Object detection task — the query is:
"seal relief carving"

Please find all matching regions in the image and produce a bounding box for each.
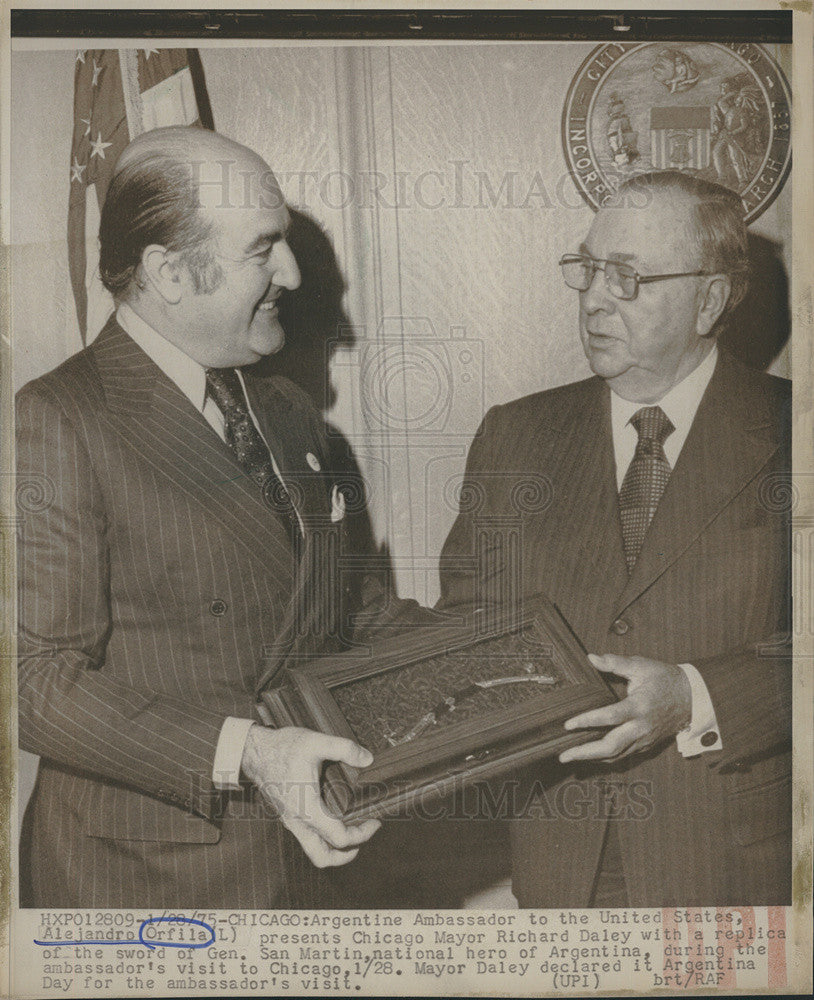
[561,42,791,222]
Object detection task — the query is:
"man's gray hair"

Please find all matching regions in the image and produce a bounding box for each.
[616,170,749,324]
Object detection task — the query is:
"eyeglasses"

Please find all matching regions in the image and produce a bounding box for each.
[559,253,714,301]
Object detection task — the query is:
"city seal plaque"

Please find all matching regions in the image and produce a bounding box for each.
[562,41,791,222]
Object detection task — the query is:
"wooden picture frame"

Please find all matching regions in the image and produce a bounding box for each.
[260,597,616,821]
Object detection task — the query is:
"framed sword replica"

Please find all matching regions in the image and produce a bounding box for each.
[259,597,617,820]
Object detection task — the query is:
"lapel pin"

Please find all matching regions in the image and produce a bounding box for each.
[306,452,321,471]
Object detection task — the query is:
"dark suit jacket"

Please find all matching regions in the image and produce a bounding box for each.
[439,349,792,907]
[17,316,350,908]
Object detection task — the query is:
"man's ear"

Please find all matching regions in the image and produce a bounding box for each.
[140,244,186,305]
[696,274,731,337]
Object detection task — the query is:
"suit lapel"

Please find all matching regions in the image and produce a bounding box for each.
[244,375,332,526]
[543,377,628,583]
[614,350,782,617]
[91,318,296,580]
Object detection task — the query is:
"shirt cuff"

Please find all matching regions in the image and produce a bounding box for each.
[212,716,257,790]
[675,662,721,757]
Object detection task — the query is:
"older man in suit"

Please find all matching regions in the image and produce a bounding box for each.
[439,171,791,906]
[17,126,381,907]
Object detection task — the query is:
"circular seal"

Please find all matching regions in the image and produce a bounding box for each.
[561,41,791,223]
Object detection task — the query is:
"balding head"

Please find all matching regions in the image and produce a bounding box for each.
[99,126,299,367]
[114,124,259,175]
[99,126,284,300]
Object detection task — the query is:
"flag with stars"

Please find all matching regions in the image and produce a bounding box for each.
[68,48,213,344]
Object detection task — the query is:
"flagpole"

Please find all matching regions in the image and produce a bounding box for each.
[118,49,143,139]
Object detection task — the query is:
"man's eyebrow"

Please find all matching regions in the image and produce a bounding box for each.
[244,227,290,254]
[578,242,636,264]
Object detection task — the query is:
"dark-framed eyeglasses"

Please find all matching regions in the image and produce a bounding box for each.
[559,253,714,302]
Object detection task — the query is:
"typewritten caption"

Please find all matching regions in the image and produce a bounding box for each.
[15,906,789,996]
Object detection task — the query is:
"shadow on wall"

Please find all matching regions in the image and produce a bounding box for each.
[720,232,790,371]
[260,208,353,412]
[257,207,382,568]
[252,212,514,907]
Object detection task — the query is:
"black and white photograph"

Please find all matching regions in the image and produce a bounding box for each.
[2,4,811,997]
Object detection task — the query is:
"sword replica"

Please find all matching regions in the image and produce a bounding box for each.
[384,671,557,747]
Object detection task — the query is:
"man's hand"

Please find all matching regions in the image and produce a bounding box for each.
[559,654,692,764]
[241,725,381,868]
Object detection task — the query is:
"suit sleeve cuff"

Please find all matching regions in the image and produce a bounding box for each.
[212,717,256,790]
[675,662,721,757]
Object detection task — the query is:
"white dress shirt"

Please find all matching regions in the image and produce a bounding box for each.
[117,303,265,790]
[609,344,721,757]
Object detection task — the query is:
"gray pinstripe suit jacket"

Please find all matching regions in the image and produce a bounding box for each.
[17,316,348,908]
[439,349,792,907]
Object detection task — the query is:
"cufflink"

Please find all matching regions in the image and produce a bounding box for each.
[700,731,719,747]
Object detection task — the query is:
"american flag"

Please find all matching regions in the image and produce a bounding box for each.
[68,49,213,344]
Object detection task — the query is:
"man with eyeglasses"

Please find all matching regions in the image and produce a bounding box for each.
[439,170,791,906]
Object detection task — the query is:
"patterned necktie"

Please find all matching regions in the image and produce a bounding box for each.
[618,405,674,573]
[205,367,300,538]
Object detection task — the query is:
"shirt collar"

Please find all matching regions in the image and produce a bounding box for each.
[117,302,208,412]
[611,344,718,435]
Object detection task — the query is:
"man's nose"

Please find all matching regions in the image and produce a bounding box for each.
[271,241,301,291]
[580,264,614,313]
